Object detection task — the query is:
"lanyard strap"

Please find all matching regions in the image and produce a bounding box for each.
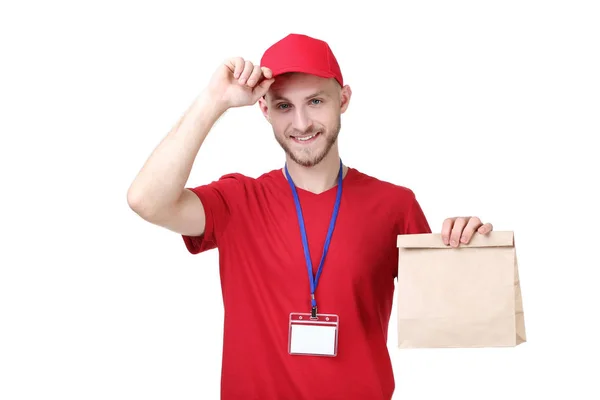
[284,160,343,318]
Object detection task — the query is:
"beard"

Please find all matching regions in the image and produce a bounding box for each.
[274,116,341,168]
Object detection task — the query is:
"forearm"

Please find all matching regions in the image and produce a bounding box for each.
[127,89,226,217]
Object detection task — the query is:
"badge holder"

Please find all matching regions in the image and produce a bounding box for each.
[285,160,343,357]
[288,312,339,357]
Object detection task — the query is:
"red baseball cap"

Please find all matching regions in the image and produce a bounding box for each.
[260,33,344,87]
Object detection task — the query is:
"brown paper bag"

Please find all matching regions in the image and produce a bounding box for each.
[395,230,526,349]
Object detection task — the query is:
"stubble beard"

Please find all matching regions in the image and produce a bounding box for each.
[275,117,341,168]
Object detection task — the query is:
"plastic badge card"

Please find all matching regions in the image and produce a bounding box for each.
[288,313,339,357]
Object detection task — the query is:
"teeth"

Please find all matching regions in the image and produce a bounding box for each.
[295,133,318,141]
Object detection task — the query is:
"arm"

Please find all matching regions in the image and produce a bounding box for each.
[126,57,275,237]
[127,91,226,237]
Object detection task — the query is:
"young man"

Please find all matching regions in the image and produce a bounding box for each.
[127,33,493,400]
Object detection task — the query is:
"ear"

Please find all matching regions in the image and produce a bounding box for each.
[258,95,270,122]
[340,85,352,114]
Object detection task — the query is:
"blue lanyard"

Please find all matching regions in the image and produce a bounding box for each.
[284,160,343,319]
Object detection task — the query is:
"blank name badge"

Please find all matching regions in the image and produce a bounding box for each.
[288,313,339,357]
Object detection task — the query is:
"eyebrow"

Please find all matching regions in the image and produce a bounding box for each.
[271,90,328,102]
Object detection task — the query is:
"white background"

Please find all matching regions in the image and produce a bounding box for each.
[1,0,599,399]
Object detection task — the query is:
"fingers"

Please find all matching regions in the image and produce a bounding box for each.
[246,64,265,87]
[225,57,245,78]
[449,217,468,247]
[221,57,274,106]
[478,222,493,234]
[228,58,272,88]
[441,218,454,245]
[441,217,493,247]
[441,216,469,247]
[236,60,254,85]
[460,217,482,244]
[261,66,273,80]
[254,76,275,98]
[238,63,274,99]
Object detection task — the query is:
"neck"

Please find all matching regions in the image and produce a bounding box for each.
[283,149,347,194]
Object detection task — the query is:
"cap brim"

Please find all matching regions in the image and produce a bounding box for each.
[269,66,337,81]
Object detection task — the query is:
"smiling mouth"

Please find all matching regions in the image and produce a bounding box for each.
[291,132,321,143]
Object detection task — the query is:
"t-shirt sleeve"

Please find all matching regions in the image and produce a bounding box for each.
[392,190,432,279]
[181,173,246,254]
[403,191,432,235]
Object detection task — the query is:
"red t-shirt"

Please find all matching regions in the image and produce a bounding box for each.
[182,167,431,400]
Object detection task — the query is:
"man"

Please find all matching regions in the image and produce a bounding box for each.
[127,33,493,399]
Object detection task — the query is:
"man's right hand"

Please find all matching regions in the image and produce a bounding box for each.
[207,57,275,110]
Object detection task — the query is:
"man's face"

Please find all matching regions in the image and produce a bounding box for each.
[259,73,351,167]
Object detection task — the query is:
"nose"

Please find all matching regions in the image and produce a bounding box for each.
[291,107,313,134]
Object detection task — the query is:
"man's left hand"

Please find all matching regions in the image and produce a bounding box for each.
[441,217,493,247]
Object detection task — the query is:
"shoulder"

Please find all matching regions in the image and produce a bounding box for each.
[188,168,284,200]
[348,167,418,204]
[347,167,430,233]
[187,172,250,199]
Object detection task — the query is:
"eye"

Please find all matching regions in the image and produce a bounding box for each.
[277,103,290,110]
[310,99,322,105]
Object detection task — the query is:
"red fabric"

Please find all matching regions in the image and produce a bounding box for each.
[182,167,431,400]
[260,33,344,87]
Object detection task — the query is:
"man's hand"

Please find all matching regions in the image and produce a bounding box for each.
[206,57,275,111]
[441,217,493,247]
